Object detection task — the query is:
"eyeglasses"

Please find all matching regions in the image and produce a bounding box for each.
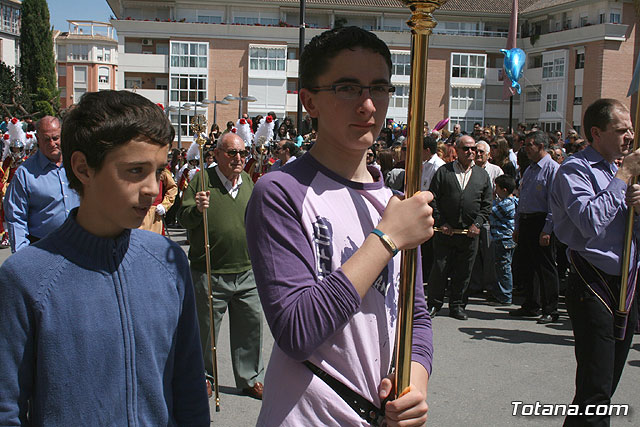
[476,149,487,154]
[367,153,374,157]
[223,149,249,158]
[309,83,396,100]
[460,146,477,152]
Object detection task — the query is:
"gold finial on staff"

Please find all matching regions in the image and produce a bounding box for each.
[190,114,221,411]
[616,93,640,340]
[395,0,448,399]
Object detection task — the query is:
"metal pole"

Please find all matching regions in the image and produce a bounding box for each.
[296,0,306,131]
[194,120,221,411]
[508,95,513,134]
[238,88,242,120]
[177,104,182,150]
[395,0,447,399]
[615,91,640,340]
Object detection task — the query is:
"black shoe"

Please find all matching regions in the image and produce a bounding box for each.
[509,307,540,317]
[428,306,440,317]
[449,307,468,320]
[488,300,512,306]
[537,313,560,324]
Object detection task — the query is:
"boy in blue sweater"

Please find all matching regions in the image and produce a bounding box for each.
[0,91,210,426]
[489,174,518,305]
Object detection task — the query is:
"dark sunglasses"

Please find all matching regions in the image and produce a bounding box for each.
[460,146,477,152]
[224,149,249,158]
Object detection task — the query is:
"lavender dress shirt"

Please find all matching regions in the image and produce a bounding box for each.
[516,153,559,234]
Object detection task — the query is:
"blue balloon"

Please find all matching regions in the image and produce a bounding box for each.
[501,48,526,94]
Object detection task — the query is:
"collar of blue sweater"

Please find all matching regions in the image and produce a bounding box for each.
[47,207,133,272]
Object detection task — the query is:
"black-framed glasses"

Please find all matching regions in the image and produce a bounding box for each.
[460,146,477,152]
[224,149,249,158]
[309,83,396,100]
[366,153,374,157]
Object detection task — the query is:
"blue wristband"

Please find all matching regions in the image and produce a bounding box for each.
[371,228,399,256]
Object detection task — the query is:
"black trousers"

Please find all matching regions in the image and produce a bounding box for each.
[421,238,434,285]
[518,215,559,315]
[466,223,496,296]
[427,233,479,309]
[564,268,637,427]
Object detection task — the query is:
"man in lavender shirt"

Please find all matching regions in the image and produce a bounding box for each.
[510,130,560,324]
[551,98,640,426]
[245,27,434,426]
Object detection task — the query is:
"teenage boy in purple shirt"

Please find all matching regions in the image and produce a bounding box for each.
[245,27,434,426]
[551,98,640,426]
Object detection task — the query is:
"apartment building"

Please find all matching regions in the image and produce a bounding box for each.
[104,0,637,138]
[53,20,118,109]
[0,0,21,73]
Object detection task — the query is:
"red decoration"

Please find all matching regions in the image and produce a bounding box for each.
[156,103,164,111]
[3,134,8,140]
[266,116,273,123]
[231,128,237,133]
[10,118,18,124]
[239,118,246,125]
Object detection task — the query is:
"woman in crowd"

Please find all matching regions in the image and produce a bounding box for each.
[489,136,516,178]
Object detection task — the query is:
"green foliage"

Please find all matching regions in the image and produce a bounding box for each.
[0,61,31,117]
[19,0,58,118]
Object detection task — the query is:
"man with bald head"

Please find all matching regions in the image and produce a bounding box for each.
[427,135,492,320]
[179,132,265,400]
[4,116,80,252]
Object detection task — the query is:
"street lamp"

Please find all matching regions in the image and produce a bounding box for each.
[201,96,229,126]
[166,102,192,149]
[224,88,257,119]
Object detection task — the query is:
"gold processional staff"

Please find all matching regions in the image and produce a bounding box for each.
[394,0,448,399]
[190,115,221,411]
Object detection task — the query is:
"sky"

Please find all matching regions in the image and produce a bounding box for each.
[46,0,115,34]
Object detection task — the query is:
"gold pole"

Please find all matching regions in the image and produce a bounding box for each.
[192,115,221,411]
[616,92,640,340]
[395,0,447,398]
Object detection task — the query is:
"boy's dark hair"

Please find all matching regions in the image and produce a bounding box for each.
[282,140,301,157]
[495,174,516,195]
[300,27,392,132]
[583,98,628,143]
[526,130,550,150]
[423,134,438,154]
[62,90,174,195]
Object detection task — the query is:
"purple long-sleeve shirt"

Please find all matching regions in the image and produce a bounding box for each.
[551,145,640,275]
[245,152,433,426]
[516,153,559,234]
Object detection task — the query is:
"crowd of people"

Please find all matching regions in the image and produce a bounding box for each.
[0,25,637,427]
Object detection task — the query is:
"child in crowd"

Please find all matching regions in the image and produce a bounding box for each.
[0,90,209,425]
[489,174,518,305]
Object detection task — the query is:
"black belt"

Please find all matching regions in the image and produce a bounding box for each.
[303,360,385,426]
[519,212,546,220]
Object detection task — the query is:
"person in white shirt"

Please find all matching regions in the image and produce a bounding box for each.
[421,134,445,191]
[475,140,503,190]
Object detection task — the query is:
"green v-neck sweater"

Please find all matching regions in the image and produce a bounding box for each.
[179,167,253,274]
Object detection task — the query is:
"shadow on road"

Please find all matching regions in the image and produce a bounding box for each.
[458,327,575,346]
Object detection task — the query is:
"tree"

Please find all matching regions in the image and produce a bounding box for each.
[0,61,31,118]
[19,0,58,117]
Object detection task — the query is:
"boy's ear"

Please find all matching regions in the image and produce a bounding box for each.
[70,151,93,186]
[299,89,318,119]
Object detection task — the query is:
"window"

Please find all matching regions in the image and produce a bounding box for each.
[197,15,222,24]
[74,66,87,84]
[0,3,20,35]
[451,53,485,79]
[71,44,89,61]
[391,52,410,76]
[59,87,66,99]
[57,65,66,77]
[449,116,483,134]
[450,87,484,111]
[526,87,541,102]
[579,14,588,27]
[73,88,86,103]
[392,84,409,108]
[546,93,558,112]
[169,74,207,103]
[98,67,109,84]
[576,51,584,69]
[57,45,66,60]
[542,121,562,132]
[234,15,278,26]
[170,41,208,69]
[249,47,286,71]
[599,10,606,24]
[574,85,582,105]
[610,9,621,24]
[125,77,141,89]
[96,47,111,62]
[529,55,542,69]
[543,58,564,78]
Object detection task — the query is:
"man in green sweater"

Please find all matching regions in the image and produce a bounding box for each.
[179,132,265,400]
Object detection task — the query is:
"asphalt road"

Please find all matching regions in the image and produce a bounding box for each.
[2,227,638,426]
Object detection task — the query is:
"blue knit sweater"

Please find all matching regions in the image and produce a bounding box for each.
[0,210,210,426]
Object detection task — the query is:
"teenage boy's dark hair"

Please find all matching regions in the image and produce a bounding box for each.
[423,134,438,154]
[495,174,516,195]
[300,26,392,90]
[62,90,174,195]
[583,98,628,143]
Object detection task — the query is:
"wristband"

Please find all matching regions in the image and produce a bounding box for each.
[371,228,399,256]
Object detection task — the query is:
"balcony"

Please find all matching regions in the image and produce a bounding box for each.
[119,53,168,74]
[522,23,628,50]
